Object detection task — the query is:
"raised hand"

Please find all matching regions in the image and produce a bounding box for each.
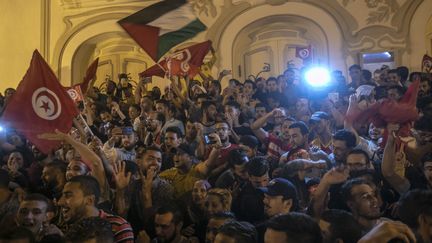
[322,166,349,185]
[358,220,416,243]
[113,161,131,190]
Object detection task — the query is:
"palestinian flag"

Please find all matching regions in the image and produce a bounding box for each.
[118,0,207,62]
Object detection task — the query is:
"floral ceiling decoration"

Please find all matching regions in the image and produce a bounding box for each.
[342,0,400,24]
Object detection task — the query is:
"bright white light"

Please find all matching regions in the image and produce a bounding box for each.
[384,51,391,57]
[304,67,331,88]
[0,126,3,132]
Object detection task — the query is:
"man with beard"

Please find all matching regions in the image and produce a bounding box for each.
[103,126,138,164]
[16,193,63,241]
[199,101,217,134]
[142,111,165,147]
[309,111,333,154]
[114,146,174,235]
[341,178,381,234]
[330,129,357,166]
[58,175,134,242]
[251,108,294,161]
[280,121,329,163]
[41,160,67,200]
[160,141,221,200]
[152,203,191,243]
[161,126,184,171]
[27,145,54,193]
[157,100,185,136]
[261,178,299,218]
[419,77,431,98]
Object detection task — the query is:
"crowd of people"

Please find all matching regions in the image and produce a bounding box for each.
[0,63,431,243]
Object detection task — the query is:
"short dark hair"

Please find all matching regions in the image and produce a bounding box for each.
[228,149,249,168]
[65,217,114,243]
[136,145,162,160]
[68,176,100,205]
[129,104,141,113]
[244,79,257,90]
[202,100,217,111]
[45,160,67,175]
[333,129,357,148]
[362,69,372,82]
[289,121,309,135]
[22,193,52,211]
[225,101,241,110]
[387,85,405,96]
[421,152,432,166]
[349,64,361,71]
[247,157,269,177]
[347,149,370,165]
[266,213,322,243]
[165,126,183,138]
[211,80,222,92]
[397,66,409,81]
[321,210,362,243]
[156,203,183,225]
[388,69,399,75]
[151,111,166,125]
[217,221,258,243]
[239,135,259,149]
[155,99,169,107]
[349,169,380,186]
[398,189,432,229]
[341,178,371,203]
[266,77,277,84]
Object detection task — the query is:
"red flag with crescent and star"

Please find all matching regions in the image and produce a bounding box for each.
[1,50,79,154]
[296,45,312,66]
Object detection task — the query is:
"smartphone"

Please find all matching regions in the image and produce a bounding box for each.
[204,134,216,145]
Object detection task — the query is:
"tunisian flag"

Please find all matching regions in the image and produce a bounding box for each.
[140,40,212,78]
[296,45,312,65]
[65,58,99,95]
[1,50,79,154]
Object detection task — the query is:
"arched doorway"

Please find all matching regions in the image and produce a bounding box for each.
[216,2,345,81]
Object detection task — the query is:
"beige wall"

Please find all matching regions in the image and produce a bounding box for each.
[0,0,42,93]
[1,0,431,94]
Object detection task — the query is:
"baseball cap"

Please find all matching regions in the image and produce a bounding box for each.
[122,126,134,135]
[259,178,298,201]
[309,111,330,122]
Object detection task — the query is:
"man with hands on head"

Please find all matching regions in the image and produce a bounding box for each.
[113,146,174,234]
[251,107,294,160]
[160,133,222,200]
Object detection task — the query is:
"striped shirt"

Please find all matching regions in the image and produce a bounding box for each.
[99,210,134,243]
[266,134,291,160]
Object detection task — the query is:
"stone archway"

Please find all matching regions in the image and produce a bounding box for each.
[51,12,154,87]
[215,1,346,79]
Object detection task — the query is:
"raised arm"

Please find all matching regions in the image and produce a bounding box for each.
[381,123,411,194]
[39,130,107,194]
[310,167,349,218]
[196,133,222,176]
[113,161,131,217]
[251,109,280,143]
